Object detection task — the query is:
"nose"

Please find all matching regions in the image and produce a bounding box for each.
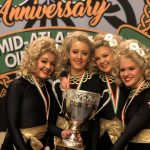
[46,63,51,70]
[124,70,129,76]
[77,52,82,59]
[100,57,104,63]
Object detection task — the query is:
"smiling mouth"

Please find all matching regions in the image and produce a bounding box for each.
[124,78,132,82]
[42,70,50,74]
[101,65,108,70]
[75,61,83,64]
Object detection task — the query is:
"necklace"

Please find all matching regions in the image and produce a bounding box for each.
[99,74,116,83]
[105,75,120,115]
[31,75,50,120]
[69,71,91,86]
[69,74,83,84]
[68,71,86,90]
[121,80,146,127]
[23,75,45,87]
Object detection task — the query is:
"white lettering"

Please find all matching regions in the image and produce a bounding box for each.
[13,36,24,50]
[0,39,10,54]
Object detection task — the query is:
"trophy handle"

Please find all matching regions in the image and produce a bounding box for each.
[89,90,111,119]
[52,79,63,113]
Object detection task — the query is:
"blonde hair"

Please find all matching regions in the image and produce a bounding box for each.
[17,36,58,77]
[113,39,150,82]
[94,33,123,51]
[55,31,95,78]
[93,33,123,74]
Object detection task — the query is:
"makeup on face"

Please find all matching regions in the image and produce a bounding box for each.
[119,57,144,89]
[33,51,56,80]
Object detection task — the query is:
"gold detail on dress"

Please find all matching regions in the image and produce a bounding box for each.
[55,116,69,145]
[56,116,69,129]
[128,82,150,100]
[100,118,124,144]
[23,75,45,87]
[19,124,47,150]
[56,116,88,132]
[69,71,91,85]
[0,132,6,145]
[131,129,150,143]
[99,74,116,83]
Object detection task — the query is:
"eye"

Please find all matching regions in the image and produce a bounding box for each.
[50,62,55,66]
[82,52,88,56]
[72,50,78,54]
[120,68,125,72]
[95,57,100,62]
[129,67,135,71]
[41,59,47,64]
[103,54,109,58]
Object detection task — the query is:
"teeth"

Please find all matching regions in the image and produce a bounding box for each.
[76,61,82,63]
[101,64,107,68]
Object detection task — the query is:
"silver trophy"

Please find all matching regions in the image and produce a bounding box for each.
[61,89,100,149]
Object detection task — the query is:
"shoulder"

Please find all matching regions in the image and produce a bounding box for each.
[137,86,150,107]
[90,73,104,85]
[142,87,150,101]
[45,79,53,88]
[9,77,28,88]
[6,77,28,97]
[140,83,150,98]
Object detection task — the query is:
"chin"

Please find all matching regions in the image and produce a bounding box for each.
[102,68,111,74]
[103,70,111,74]
[124,82,133,88]
[40,75,49,80]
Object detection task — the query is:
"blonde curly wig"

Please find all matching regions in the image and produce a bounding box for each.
[93,33,123,74]
[55,31,95,78]
[17,36,58,77]
[112,39,150,82]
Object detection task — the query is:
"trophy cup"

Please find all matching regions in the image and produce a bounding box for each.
[56,89,100,150]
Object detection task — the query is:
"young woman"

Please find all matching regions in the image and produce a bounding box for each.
[53,31,103,150]
[91,33,129,150]
[111,39,150,150]
[1,36,71,150]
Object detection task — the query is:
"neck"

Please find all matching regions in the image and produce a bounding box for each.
[105,71,112,76]
[31,74,46,81]
[70,69,85,77]
[132,80,145,90]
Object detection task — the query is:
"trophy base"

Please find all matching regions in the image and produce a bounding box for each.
[62,138,83,147]
[55,140,85,150]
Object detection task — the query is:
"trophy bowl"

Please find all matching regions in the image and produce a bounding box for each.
[61,89,100,148]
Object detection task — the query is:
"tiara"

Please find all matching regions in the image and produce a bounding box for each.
[128,42,145,57]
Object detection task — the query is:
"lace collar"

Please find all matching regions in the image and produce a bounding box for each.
[23,75,45,87]
[128,82,150,99]
[99,74,116,83]
[69,71,91,85]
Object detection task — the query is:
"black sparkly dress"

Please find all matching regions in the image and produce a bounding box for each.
[1,76,62,150]
[111,82,150,150]
[91,74,129,150]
